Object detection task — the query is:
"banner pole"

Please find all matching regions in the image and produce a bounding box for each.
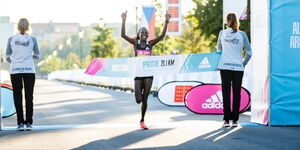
[223,0,224,30]
[0,55,3,130]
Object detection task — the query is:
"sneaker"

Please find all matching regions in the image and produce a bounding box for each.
[232,121,238,127]
[222,121,230,127]
[17,123,25,131]
[140,121,148,130]
[26,123,33,131]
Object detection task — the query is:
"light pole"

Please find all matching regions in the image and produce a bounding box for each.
[135,6,138,33]
[99,18,104,58]
[78,30,84,68]
[58,44,63,51]
[66,38,71,69]
[52,50,57,71]
[99,18,104,28]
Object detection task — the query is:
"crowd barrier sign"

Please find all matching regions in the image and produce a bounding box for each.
[157,81,203,106]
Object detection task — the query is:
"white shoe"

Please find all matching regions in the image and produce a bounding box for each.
[222,121,230,127]
[232,122,238,127]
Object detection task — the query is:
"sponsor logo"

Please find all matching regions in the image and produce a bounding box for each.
[174,85,193,103]
[12,67,32,72]
[198,57,211,69]
[15,40,30,47]
[111,64,128,71]
[225,38,239,44]
[136,50,151,57]
[142,59,175,68]
[201,91,223,109]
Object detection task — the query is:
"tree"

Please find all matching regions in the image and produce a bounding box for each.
[150,0,216,55]
[192,0,250,46]
[82,55,92,68]
[91,26,120,58]
[39,55,65,73]
[151,0,171,55]
[65,53,81,69]
[192,0,223,46]
[171,17,214,54]
[37,28,95,73]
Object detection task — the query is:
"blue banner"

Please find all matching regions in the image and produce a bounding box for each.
[1,84,16,118]
[270,0,300,125]
[181,52,221,73]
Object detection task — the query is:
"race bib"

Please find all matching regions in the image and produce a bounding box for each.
[136,50,151,57]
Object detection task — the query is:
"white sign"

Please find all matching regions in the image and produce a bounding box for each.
[166,0,182,35]
[223,0,248,21]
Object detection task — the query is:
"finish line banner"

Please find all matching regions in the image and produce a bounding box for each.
[85,52,221,77]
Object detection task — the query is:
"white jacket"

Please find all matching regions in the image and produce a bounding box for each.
[217,28,252,71]
[6,33,40,74]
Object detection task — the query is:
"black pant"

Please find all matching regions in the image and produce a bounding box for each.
[134,77,153,122]
[10,73,35,125]
[220,70,244,122]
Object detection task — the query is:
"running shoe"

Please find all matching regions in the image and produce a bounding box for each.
[222,121,230,127]
[17,123,25,131]
[232,121,238,127]
[26,123,33,131]
[140,121,148,130]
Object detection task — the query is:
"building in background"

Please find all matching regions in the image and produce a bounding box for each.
[31,22,80,43]
[0,16,15,60]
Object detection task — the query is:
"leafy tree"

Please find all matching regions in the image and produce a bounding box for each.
[150,0,215,55]
[192,0,223,46]
[91,26,120,58]
[37,28,95,72]
[118,41,135,57]
[39,55,65,73]
[65,52,81,69]
[171,17,214,54]
[82,55,93,68]
[151,0,171,55]
[192,0,250,46]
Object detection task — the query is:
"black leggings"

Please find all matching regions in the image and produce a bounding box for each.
[10,73,35,125]
[220,70,244,122]
[134,77,153,122]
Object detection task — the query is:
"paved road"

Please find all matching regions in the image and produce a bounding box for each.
[0,79,299,150]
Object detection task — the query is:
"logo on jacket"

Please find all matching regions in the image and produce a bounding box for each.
[15,41,30,47]
[225,38,239,44]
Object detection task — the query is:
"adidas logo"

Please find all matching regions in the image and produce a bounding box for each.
[198,57,211,69]
[201,91,223,109]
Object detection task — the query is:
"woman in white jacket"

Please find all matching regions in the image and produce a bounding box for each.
[6,18,40,131]
[217,13,252,127]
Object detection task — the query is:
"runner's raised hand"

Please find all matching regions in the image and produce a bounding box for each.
[121,11,127,22]
[165,11,171,23]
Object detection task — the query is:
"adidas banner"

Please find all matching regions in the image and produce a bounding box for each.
[85,52,221,77]
[184,84,251,114]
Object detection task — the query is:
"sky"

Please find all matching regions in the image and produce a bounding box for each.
[0,0,195,26]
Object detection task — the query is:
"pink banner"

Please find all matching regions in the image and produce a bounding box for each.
[85,58,105,75]
[184,84,250,114]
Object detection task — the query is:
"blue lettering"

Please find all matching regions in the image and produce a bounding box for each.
[143,60,159,68]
